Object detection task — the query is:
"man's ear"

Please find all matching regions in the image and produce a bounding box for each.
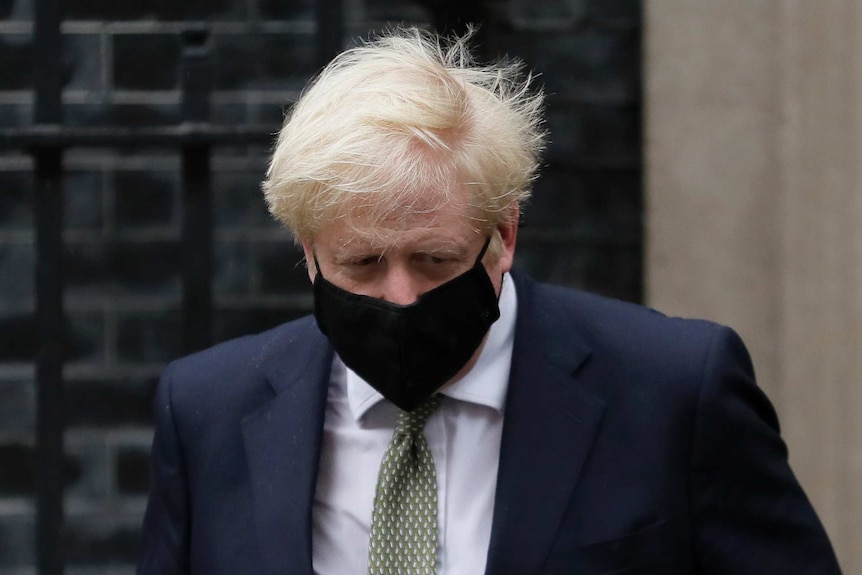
[495,206,519,274]
[301,241,316,282]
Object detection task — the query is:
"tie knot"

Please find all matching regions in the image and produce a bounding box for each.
[395,395,442,436]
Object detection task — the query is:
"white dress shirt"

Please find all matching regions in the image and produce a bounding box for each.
[311,274,517,575]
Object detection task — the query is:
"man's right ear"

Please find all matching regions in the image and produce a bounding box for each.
[301,241,316,282]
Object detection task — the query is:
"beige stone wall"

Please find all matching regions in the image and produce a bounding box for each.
[645,2,861,572]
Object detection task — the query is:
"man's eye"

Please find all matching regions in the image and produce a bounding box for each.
[414,254,450,265]
[353,256,381,266]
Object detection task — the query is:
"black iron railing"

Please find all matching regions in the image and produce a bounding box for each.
[2,1,345,572]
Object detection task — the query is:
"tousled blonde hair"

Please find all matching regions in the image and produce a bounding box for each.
[262,27,545,254]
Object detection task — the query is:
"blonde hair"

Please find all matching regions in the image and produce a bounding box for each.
[262,27,545,254]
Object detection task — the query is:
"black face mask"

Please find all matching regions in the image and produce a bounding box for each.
[312,238,501,411]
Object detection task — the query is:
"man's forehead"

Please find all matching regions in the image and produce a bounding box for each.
[338,187,468,220]
[320,218,480,253]
[317,190,476,238]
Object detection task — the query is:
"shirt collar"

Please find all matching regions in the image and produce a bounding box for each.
[345,272,518,421]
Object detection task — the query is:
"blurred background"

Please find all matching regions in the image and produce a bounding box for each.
[0,0,859,574]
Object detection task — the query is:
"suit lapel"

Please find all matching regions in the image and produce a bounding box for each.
[241,318,333,575]
[485,275,606,575]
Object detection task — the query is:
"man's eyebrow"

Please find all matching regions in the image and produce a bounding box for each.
[331,251,381,264]
[414,245,466,257]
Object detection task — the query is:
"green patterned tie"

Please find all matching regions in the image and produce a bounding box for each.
[367,395,442,575]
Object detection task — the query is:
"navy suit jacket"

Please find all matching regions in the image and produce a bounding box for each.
[139,273,841,574]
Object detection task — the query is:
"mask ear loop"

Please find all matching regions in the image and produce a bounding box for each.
[475,235,507,300]
[311,252,325,281]
[474,236,492,266]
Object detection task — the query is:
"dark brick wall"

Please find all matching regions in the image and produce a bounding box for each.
[0,0,641,572]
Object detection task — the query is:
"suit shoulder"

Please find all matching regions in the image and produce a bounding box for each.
[531,278,723,339]
[168,314,313,371]
[161,314,320,405]
[517,274,744,376]
[515,275,759,424]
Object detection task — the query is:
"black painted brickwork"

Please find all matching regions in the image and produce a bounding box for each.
[0,0,642,571]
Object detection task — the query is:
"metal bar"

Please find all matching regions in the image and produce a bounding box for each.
[33,0,63,125]
[632,19,645,305]
[34,148,64,575]
[315,0,343,68]
[181,146,212,353]
[0,125,276,148]
[33,0,65,572]
[181,25,211,123]
[181,26,214,354]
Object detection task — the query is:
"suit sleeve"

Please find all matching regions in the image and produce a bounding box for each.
[138,364,191,575]
[690,326,842,574]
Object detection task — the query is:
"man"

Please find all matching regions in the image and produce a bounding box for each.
[138,28,842,574]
